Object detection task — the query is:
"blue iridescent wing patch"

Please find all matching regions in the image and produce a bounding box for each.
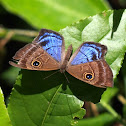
[71,42,107,65]
[33,29,64,62]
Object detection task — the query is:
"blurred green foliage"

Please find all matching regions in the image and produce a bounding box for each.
[0,88,12,126]
[1,0,110,31]
[76,113,116,126]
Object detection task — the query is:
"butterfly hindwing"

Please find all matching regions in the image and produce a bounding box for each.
[66,42,113,88]
[9,29,65,71]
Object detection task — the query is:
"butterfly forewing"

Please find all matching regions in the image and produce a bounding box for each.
[9,29,65,71]
[33,29,65,64]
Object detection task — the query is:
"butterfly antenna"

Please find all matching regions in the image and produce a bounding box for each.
[43,70,59,80]
[64,73,70,83]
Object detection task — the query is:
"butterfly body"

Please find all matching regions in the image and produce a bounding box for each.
[9,29,113,88]
[60,44,73,73]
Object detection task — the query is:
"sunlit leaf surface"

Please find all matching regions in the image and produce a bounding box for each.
[1,0,109,31]
[0,88,12,126]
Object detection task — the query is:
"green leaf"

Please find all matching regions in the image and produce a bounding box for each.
[60,9,126,79]
[0,87,12,126]
[121,55,126,97]
[101,87,119,103]
[1,0,110,31]
[8,9,126,126]
[58,9,126,103]
[8,70,85,126]
[59,9,126,105]
[75,113,116,126]
[1,66,20,84]
[123,104,126,119]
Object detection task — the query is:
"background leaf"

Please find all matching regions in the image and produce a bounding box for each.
[101,87,118,103]
[1,66,20,84]
[123,104,126,119]
[0,0,110,31]
[76,113,116,126]
[0,87,12,126]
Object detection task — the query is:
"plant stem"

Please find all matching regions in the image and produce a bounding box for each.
[0,27,38,37]
[0,31,14,50]
[0,27,38,43]
[100,100,120,119]
[117,94,126,105]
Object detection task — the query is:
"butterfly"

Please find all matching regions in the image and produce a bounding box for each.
[9,29,113,88]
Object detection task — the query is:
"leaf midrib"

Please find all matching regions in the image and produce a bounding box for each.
[41,84,62,126]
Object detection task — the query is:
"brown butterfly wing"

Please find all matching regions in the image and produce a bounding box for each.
[66,42,113,88]
[67,60,113,88]
[9,43,60,71]
[9,29,65,71]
